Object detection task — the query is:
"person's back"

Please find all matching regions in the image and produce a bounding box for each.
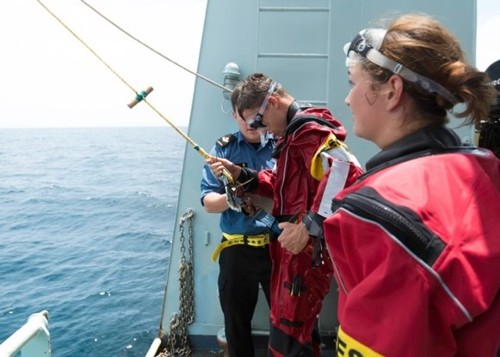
[327,134,500,356]
[257,105,350,217]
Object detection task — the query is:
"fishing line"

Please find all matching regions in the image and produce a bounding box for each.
[35,0,235,184]
[79,0,229,93]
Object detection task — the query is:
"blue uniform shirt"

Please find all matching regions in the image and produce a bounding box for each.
[200,131,275,235]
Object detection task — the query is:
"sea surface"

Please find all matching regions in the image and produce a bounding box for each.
[0,127,185,356]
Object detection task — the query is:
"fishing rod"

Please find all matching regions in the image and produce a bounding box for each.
[35,0,239,195]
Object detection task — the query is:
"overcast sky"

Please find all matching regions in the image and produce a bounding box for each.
[0,0,498,129]
[0,0,207,129]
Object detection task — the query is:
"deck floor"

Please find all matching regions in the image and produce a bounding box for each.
[188,349,335,356]
[159,347,335,356]
[155,334,336,356]
[190,350,265,357]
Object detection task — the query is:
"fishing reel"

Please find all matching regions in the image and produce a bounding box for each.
[225,184,274,219]
[221,176,261,215]
[215,160,271,216]
[220,175,245,212]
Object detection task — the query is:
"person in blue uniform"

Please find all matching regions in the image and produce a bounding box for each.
[200,89,275,357]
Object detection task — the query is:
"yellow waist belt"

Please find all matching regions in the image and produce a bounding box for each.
[211,233,270,262]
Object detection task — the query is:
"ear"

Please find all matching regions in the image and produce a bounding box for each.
[267,95,279,110]
[385,74,404,110]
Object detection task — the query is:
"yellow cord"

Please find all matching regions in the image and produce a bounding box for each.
[35,0,234,183]
[79,0,229,93]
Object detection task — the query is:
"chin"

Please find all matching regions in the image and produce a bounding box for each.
[246,131,260,139]
[353,126,366,140]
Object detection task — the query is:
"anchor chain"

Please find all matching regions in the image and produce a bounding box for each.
[158,209,195,357]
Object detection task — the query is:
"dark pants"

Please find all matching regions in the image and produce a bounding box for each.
[218,243,272,357]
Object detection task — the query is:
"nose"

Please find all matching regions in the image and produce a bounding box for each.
[344,92,351,107]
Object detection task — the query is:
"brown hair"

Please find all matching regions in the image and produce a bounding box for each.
[230,84,240,112]
[364,14,496,126]
[232,73,286,119]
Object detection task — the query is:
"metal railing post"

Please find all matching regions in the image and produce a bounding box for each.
[0,310,51,357]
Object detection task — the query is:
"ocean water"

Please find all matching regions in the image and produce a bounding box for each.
[0,127,185,356]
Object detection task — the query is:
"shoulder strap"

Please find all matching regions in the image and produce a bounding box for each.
[285,115,338,135]
[216,133,236,148]
[273,115,339,158]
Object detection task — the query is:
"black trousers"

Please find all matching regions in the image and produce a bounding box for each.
[218,243,272,357]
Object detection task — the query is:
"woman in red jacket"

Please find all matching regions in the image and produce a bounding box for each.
[323,14,500,356]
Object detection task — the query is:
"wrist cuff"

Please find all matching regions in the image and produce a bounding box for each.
[302,211,325,240]
[237,168,259,192]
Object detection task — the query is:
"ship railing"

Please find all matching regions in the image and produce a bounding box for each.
[0,310,51,357]
[145,337,162,357]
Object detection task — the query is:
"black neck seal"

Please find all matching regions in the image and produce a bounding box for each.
[286,101,301,124]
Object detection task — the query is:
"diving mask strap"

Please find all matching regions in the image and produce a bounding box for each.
[345,29,459,105]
